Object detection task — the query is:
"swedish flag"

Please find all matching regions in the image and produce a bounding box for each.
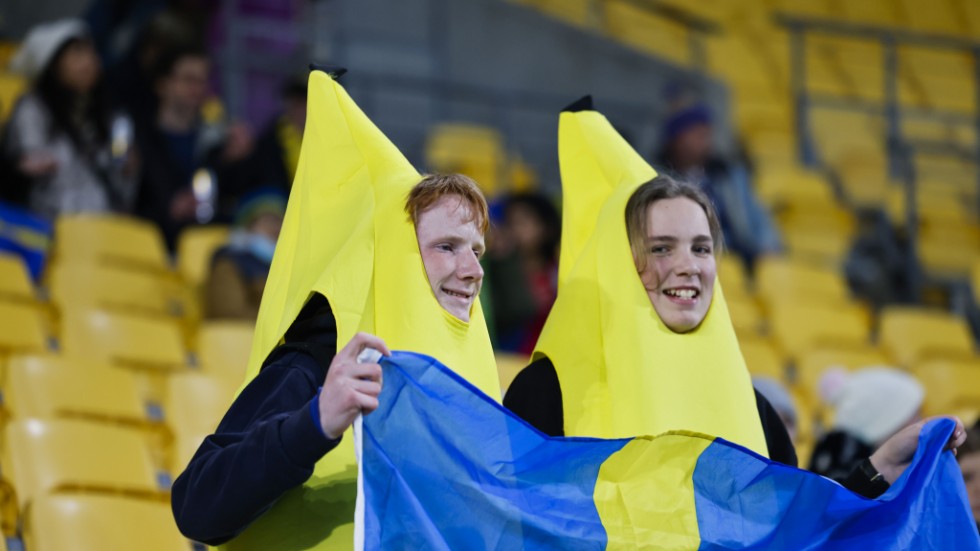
[354,351,980,550]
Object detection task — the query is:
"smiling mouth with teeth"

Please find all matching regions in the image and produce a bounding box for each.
[664,288,699,299]
[442,288,472,299]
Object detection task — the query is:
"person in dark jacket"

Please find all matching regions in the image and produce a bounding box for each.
[505,175,966,498]
[956,419,980,533]
[172,173,493,546]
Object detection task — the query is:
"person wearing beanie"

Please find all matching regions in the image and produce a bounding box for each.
[204,188,286,320]
[653,97,781,269]
[809,366,925,482]
[1,19,138,217]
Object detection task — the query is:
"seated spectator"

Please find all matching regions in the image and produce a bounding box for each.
[485,193,560,354]
[753,376,799,443]
[2,19,137,217]
[246,76,307,194]
[653,101,781,268]
[133,44,254,250]
[204,189,285,320]
[809,366,924,481]
[958,419,980,533]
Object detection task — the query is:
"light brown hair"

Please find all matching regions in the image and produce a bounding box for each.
[405,173,490,234]
[624,175,723,268]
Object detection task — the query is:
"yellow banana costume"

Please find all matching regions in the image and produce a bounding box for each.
[222,69,500,550]
[533,101,768,456]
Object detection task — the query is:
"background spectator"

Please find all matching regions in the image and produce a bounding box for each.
[753,376,799,443]
[204,188,285,320]
[1,19,138,218]
[245,75,307,194]
[133,44,254,250]
[653,101,781,269]
[485,193,560,354]
[809,366,924,481]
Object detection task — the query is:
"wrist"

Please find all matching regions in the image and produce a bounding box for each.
[867,454,898,485]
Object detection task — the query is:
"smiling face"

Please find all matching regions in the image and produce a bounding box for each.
[415,195,486,322]
[634,197,717,333]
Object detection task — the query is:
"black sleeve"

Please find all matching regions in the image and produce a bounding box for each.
[170,349,340,545]
[754,390,799,468]
[503,357,565,437]
[839,458,891,499]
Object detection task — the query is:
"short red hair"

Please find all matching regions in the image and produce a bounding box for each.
[405,173,490,234]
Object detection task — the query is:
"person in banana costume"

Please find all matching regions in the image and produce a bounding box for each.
[172,68,500,550]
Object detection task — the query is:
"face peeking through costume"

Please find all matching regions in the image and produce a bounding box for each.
[627,176,722,334]
[415,195,486,322]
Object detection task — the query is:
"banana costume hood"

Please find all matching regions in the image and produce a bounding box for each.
[533,99,768,456]
[223,69,500,550]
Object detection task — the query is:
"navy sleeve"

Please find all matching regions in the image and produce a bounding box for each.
[503,357,565,437]
[171,350,341,545]
[754,390,799,468]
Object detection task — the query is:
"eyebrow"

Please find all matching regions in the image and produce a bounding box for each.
[646,235,713,244]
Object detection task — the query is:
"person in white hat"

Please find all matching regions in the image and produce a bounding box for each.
[2,18,137,218]
[809,366,925,482]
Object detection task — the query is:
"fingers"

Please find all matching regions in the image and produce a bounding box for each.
[349,362,383,383]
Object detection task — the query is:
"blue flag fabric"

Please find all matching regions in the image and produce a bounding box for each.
[355,352,980,550]
[0,201,51,281]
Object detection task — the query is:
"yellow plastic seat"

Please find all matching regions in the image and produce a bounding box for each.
[4,419,160,511]
[4,355,144,425]
[166,372,237,472]
[61,308,187,372]
[196,320,254,387]
[0,301,48,355]
[176,225,230,289]
[25,494,190,551]
[718,255,750,297]
[0,253,35,303]
[912,358,980,416]
[0,72,26,123]
[769,302,869,359]
[739,337,786,382]
[496,352,528,393]
[53,215,169,273]
[879,307,975,367]
[727,294,764,338]
[795,345,891,397]
[426,124,506,196]
[48,263,174,318]
[755,257,851,309]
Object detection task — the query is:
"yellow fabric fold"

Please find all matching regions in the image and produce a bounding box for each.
[533,108,768,456]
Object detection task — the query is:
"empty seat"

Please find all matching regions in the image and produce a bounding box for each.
[0,301,47,354]
[912,358,980,416]
[755,257,851,309]
[795,345,891,397]
[176,225,231,289]
[25,494,190,551]
[52,215,169,274]
[769,302,869,359]
[196,320,254,386]
[426,124,506,196]
[167,372,238,472]
[740,337,786,382]
[61,308,186,372]
[726,294,765,338]
[4,355,144,425]
[48,263,174,318]
[0,253,35,303]
[879,307,975,367]
[4,419,160,511]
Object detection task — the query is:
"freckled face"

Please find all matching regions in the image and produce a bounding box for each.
[415,196,485,322]
[634,197,716,333]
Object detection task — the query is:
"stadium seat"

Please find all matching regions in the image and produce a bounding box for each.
[4,355,144,425]
[176,225,230,289]
[0,253,35,303]
[0,72,26,123]
[4,419,160,511]
[61,308,187,372]
[496,352,528,393]
[426,124,507,196]
[795,345,891,397]
[879,307,976,367]
[768,302,869,359]
[726,294,764,338]
[717,255,750,296]
[166,372,237,472]
[912,358,980,416]
[25,494,190,551]
[52,215,169,274]
[196,320,254,387]
[740,337,786,382]
[0,301,48,355]
[48,263,175,318]
[754,258,851,309]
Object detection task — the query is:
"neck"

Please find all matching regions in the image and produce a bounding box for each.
[158,103,196,133]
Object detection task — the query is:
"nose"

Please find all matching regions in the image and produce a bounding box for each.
[672,250,701,277]
[457,250,484,281]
